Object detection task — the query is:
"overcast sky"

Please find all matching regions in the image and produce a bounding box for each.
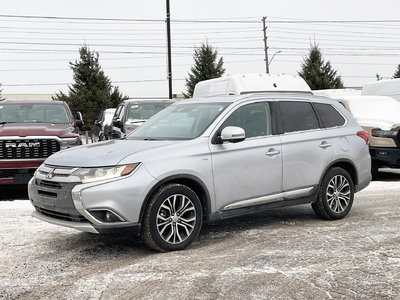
[1,0,400,98]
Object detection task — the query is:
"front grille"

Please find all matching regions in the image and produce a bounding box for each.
[31,179,87,223]
[38,190,57,198]
[36,179,62,189]
[0,139,60,159]
[35,206,87,223]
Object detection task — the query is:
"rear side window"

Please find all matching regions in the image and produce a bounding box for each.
[314,103,346,128]
[279,101,319,133]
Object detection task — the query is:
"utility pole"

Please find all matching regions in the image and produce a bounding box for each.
[262,16,269,74]
[166,0,173,99]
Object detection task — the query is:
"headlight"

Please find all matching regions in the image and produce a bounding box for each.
[72,163,139,183]
[371,128,398,137]
[60,137,82,150]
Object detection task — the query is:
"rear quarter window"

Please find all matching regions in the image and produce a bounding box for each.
[279,101,319,133]
[314,103,346,128]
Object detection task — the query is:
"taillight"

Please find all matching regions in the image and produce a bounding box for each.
[357,130,369,145]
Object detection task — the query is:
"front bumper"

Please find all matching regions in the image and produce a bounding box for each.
[370,147,400,168]
[28,164,156,234]
[32,210,99,233]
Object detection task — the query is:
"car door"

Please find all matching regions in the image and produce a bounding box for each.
[111,104,126,139]
[209,101,283,211]
[278,100,334,194]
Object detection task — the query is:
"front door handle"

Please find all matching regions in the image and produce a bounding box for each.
[319,141,332,149]
[266,148,280,156]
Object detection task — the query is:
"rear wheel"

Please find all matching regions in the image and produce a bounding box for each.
[141,184,203,251]
[312,167,354,220]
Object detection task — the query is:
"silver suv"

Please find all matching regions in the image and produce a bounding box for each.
[28,94,371,251]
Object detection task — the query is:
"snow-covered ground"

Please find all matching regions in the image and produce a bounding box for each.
[0,174,399,299]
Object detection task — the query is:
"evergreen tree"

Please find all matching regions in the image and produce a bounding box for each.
[298,44,344,90]
[393,65,400,78]
[53,46,128,129]
[184,43,225,98]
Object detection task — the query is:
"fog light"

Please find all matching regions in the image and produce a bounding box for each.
[88,209,125,223]
[105,211,115,222]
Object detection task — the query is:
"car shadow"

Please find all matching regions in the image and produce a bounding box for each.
[44,204,317,255]
[0,185,29,201]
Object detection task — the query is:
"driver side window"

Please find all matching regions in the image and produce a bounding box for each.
[221,102,272,138]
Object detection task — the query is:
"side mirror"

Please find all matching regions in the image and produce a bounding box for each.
[113,119,122,128]
[75,112,84,128]
[94,120,101,126]
[219,126,245,143]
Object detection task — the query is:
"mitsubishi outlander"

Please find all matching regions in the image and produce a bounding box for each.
[28,92,371,251]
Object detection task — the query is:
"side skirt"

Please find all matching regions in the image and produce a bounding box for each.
[206,195,317,222]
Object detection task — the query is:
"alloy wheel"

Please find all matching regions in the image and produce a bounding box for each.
[326,175,350,213]
[156,194,196,244]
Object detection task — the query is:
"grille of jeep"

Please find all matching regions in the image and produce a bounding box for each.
[0,139,60,159]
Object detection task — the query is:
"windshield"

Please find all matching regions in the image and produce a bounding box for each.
[127,103,171,121]
[128,102,228,140]
[0,103,71,124]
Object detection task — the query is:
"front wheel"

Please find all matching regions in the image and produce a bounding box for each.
[141,184,203,251]
[312,167,354,220]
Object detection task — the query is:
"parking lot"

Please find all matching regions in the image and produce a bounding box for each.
[0,171,399,299]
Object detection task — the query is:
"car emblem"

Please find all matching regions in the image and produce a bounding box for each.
[46,168,55,179]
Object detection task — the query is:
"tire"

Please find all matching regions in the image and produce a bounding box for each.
[312,167,354,220]
[141,184,203,251]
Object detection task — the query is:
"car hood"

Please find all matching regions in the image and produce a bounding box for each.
[0,123,76,138]
[45,139,177,167]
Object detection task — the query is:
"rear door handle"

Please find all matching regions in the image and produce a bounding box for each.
[266,148,280,156]
[319,141,332,149]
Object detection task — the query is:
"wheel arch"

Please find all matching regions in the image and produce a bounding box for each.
[139,174,212,223]
[318,159,358,191]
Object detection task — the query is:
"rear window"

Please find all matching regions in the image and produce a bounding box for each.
[279,101,319,133]
[314,103,346,128]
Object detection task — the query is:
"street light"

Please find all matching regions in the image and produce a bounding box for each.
[267,51,282,73]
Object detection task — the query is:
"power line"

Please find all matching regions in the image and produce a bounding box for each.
[3,14,400,24]
[271,25,400,35]
[2,78,186,87]
[0,25,259,33]
[3,40,400,51]
[269,28,400,39]
[266,19,400,24]
[0,14,164,23]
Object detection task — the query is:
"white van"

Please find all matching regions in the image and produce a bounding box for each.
[362,78,400,102]
[313,88,361,98]
[193,73,312,98]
